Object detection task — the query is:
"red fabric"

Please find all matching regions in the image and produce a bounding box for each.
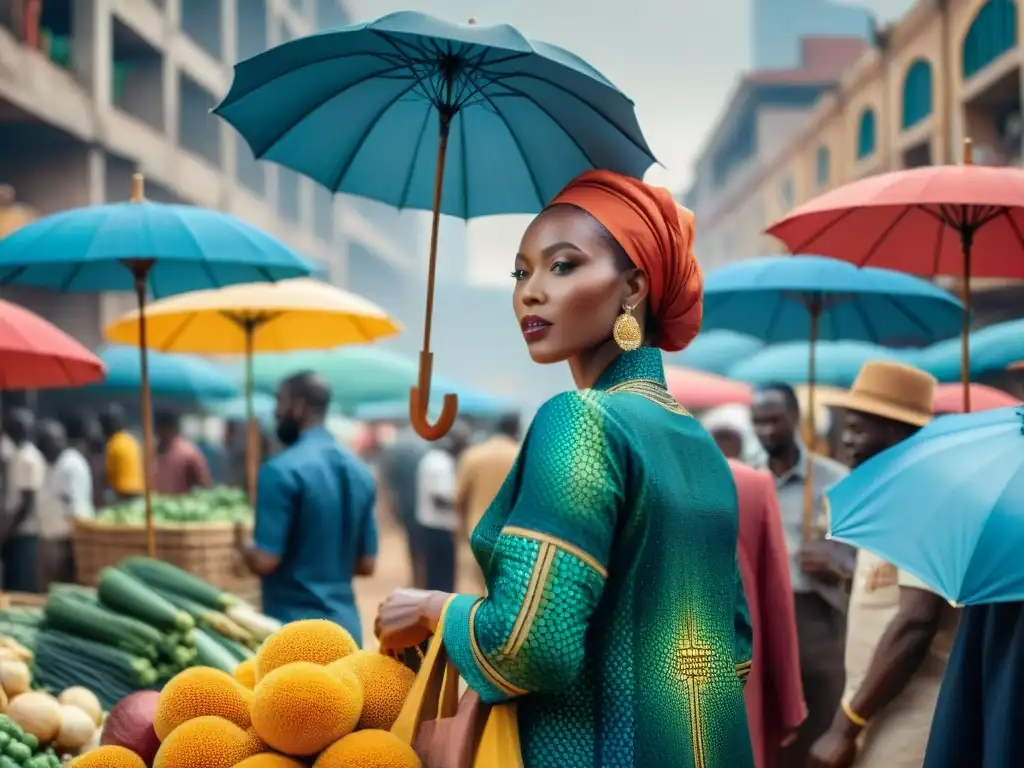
[0,298,106,388]
[153,437,212,495]
[730,459,806,768]
[933,382,1019,414]
[547,170,703,351]
[664,365,751,410]
[765,164,1024,279]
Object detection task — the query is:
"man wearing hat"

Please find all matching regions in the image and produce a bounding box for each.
[808,361,960,768]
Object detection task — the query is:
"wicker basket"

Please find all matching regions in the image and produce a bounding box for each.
[73,518,260,605]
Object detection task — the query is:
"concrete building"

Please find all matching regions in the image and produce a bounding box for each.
[683,35,869,270]
[0,0,415,348]
[752,0,875,69]
[689,0,1023,320]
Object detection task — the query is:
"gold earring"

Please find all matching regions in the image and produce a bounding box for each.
[613,304,642,351]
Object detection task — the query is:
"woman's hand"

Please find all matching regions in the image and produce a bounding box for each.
[375,589,451,651]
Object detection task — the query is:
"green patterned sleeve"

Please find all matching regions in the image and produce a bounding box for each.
[733,554,753,687]
[443,391,624,704]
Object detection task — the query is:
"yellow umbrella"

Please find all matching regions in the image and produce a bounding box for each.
[105,278,402,498]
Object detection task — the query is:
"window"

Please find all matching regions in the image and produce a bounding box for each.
[962,0,1018,80]
[815,146,830,188]
[902,59,934,129]
[857,109,877,160]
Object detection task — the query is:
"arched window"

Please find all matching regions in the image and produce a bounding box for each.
[902,59,933,129]
[815,146,830,187]
[962,0,1018,80]
[857,109,877,160]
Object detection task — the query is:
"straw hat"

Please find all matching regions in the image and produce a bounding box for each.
[823,360,936,427]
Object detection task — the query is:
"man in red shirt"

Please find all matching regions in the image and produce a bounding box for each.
[153,410,212,495]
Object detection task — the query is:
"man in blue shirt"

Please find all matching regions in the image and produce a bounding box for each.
[236,371,377,643]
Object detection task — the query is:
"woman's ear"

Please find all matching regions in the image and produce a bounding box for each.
[623,267,649,310]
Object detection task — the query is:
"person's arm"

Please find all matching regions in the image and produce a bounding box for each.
[442,392,623,704]
[237,462,295,576]
[1,454,42,542]
[758,471,807,733]
[188,448,213,490]
[831,572,950,739]
[354,467,378,577]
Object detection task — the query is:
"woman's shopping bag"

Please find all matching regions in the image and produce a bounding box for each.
[391,603,523,768]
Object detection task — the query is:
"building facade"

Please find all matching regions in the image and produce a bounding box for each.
[689,0,1022,321]
[0,0,414,348]
[752,0,875,69]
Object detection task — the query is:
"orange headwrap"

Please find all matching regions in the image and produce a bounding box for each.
[547,170,703,352]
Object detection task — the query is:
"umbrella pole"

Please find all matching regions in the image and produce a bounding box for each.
[960,140,974,415]
[802,302,821,543]
[133,271,157,558]
[244,324,258,505]
[409,114,459,441]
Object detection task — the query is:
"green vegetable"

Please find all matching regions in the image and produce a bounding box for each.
[98,567,195,632]
[0,755,18,768]
[5,739,30,762]
[193,628,242,673]
[43,591,161,659]
[19,731,37,751]
[119,557,236,610]
[35,630,157,686]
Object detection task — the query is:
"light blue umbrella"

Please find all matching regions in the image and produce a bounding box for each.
[83,346,238,402]
[827,406,1024,605]
[355,380,517,422]
[914,318,1024,382]
[215,11,655,440]
[0,174,314,554]
[728,341,909,388]
[671,331,764,375]
[215,392,277,429]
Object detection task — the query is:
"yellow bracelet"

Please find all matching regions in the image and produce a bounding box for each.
[842,699,868,728]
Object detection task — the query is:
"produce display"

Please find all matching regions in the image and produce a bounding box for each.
[0,632,106,766]
[2,558,280,716]
[76,619,423,768]
[96,487,253,526]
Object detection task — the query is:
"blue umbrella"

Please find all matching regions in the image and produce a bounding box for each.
[215,11,655,440]
[85,346,238,402]
[827,406,1024,605]
[214,393,277,429]
[728,341,909,388]
[355,380,517,422]
[914,318,1024,382]
[0,174,314,554]
[670,331,764,374]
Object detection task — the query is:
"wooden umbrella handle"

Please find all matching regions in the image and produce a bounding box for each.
[409,351,459,441]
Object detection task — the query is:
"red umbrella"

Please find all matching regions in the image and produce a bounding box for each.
[0,298,106,388]
[933,383,1018,414]
[664,366,752,411]
[766,140,1024,412]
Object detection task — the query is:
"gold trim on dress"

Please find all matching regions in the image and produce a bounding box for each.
[468,600,529,697]
[501,541,555,660]
[606,378,691,416]
[502,526,609,579]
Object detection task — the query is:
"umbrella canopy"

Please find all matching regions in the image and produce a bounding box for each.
[86,346,238,402]
[247,347,418,415]
[827,406,1024,605]
[215,11,655,440]
[354,381,516,422]
[0,189,315,297]
[103,278,402,353]
[933,383,1019,414]
[671,331,764,375]
[765,162,1024,280]
[729,341,907,388]
[663,366,751,410]
[702,255,963,345]
[214,393,277,429]
[914,319,1024,382]
[0,299,106,389]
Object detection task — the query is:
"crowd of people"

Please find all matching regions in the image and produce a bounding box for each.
[0,403,213,594]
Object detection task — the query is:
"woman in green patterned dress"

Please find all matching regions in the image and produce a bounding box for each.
[377,169,754,768]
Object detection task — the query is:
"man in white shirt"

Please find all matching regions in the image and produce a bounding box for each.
[36,420,93,589]
[1,408,45,592]
[415,422,471,592]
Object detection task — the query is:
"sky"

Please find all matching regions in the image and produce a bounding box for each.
[346,0,915,284]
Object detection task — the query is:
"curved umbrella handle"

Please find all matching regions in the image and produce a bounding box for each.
[409,351,459,441]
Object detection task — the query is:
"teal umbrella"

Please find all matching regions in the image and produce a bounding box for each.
[246,347,418,416]
[354,380,517,422]
[83,345,237,402]
[671,331,764,374]
[728,341,909,388]
[914,319,1024,382]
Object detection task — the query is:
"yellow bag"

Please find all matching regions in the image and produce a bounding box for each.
[391,601,523,768]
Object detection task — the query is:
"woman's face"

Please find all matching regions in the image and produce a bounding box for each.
[512,206,634,365]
